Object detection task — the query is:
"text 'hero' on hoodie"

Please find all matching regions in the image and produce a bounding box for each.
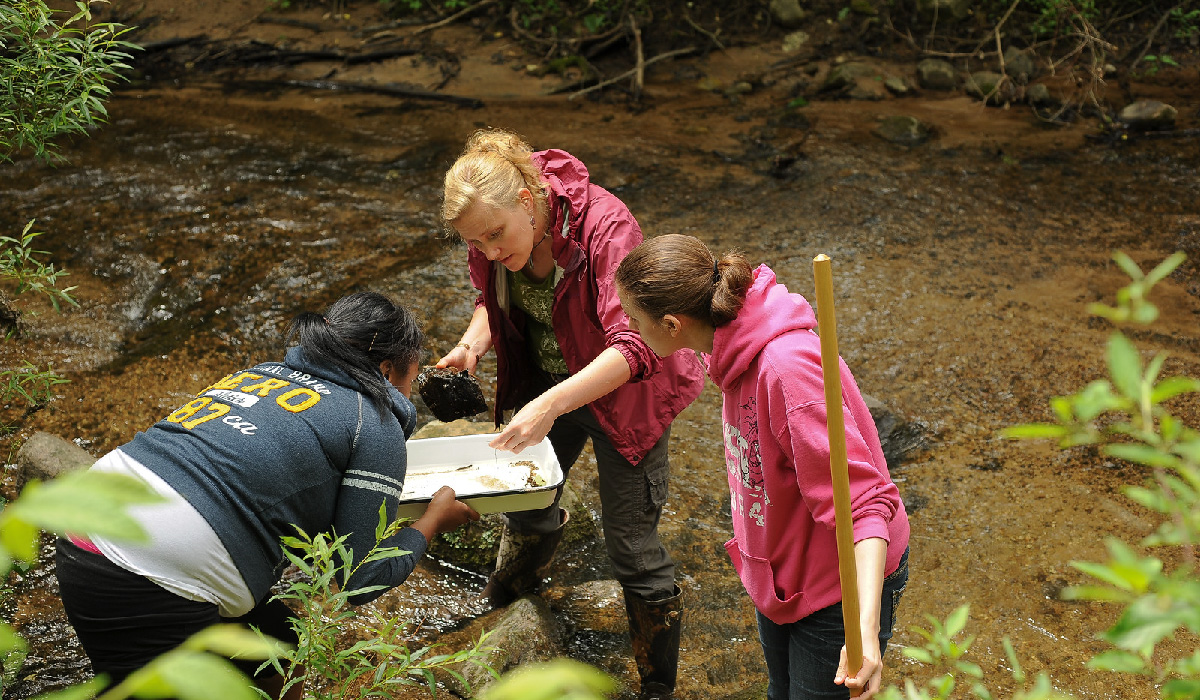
[707,265,910,624]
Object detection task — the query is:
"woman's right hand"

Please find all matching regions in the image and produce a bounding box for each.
[412,486,480,540]
[436,308,491,375]
[435,343,478,374]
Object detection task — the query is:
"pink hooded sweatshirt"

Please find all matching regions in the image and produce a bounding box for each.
[709,265,909,624]
[467,149,705,465]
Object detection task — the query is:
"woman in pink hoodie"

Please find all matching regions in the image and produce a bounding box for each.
[436,129,705,700]
[615,234,910,700]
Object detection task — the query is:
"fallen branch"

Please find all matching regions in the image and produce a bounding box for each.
[1128,1,1184,69]
[568,46,696,100]
[343,47,420,64]
[187,42,420,67]
[630,15,645,99]
[233,79,483,107]
[355,18,430,38]
[1086,126,1200,145]
[138,35,208,53]
[411,0,497,37]
[684,11,725,52]
[255,16,324,32]
[583,27,629,59]
[243,48,345,64]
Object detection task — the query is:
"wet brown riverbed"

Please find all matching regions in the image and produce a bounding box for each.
[1,50,1199,698]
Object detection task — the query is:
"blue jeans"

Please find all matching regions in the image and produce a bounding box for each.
[756,547,910,700]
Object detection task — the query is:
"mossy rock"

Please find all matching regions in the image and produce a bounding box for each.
[873,115,932,146]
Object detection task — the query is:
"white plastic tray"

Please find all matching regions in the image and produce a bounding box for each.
[396,433,563,520]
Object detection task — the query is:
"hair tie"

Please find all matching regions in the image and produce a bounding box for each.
[712,259,720,285]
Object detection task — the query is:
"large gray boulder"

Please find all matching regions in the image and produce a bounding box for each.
[438,595,566,696]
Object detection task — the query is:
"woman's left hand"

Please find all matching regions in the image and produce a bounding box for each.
[489,394,557,453]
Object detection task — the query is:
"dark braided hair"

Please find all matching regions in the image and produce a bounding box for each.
[287,291,425,415]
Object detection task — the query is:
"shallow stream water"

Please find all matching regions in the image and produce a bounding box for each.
[1,85,1198,699]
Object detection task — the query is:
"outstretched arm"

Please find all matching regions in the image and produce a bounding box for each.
[488,347,631,453]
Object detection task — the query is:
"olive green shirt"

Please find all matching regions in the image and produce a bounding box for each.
[508,267,569,375]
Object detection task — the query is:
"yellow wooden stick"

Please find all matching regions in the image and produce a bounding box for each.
[813,254,863,693]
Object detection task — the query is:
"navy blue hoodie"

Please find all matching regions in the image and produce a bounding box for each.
[121,346,427,605]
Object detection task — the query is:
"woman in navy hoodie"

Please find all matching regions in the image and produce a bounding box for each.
[55,291,480,699]
[616,234,910,700]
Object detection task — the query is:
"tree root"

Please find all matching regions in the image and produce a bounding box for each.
[567,46,696,101]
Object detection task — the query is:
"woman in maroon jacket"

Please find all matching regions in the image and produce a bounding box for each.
[436,128,704,700]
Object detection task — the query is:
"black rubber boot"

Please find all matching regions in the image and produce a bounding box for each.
[480,508,568,608]
[624,585,683,700]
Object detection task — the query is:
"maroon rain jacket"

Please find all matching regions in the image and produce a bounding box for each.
[467,149,705,465]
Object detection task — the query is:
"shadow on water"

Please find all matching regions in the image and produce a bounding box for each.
[1,88,1199,699]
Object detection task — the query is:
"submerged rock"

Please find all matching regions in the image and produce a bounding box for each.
[916,58,959,90]
[864,395,930,469]
[1118,100,1177,130]
[821,61,877,92]
[874,115,932,146]
[1025,83,1053,106]
[770,0,807,28]
[14,432,95,496]
[1002,46,1036,84]
[966,71,1015,105]
[438,595,566,696]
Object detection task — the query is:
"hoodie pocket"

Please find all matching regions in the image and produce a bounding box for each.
[724,538,807,621]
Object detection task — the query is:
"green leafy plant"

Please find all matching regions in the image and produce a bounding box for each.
[897,605,982,698]
[0,0,139,162]
[0,220,78,432]
[0,470,279,700]
[478,658,617,700]
[0,362,69,410]
[2,1,117,422]
[0,4,284,697]
[0,221,76,314]
[879,605,1072,700]
[880,252,1197,700]
[1139,54,1181,76]
[1027,0,1099,37]
[1002,251,1200,699]
[1171,6,1200,39]
[260,507,498,699]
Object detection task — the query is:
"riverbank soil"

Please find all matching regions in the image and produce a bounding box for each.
[2,0,1199,698]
